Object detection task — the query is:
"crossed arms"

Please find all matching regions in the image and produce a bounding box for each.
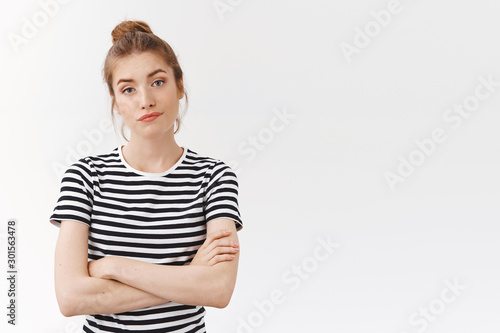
[54,217,240,317]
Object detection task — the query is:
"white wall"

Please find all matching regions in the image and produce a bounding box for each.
[0,0,499,332]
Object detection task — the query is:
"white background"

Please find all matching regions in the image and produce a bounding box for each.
[0,0,499,332]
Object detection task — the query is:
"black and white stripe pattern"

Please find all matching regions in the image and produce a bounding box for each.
[50,145,243,332]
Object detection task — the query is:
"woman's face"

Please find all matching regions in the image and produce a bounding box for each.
[112,51,183,139]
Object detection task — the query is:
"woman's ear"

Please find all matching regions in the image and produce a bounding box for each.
[177,78,184,100]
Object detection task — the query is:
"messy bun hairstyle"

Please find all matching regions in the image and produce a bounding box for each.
[102,20,188,138]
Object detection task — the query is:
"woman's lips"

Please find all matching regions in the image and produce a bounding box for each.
[138,112,162,122]
[140,115,160,122]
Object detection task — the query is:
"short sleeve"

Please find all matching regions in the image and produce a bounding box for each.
[204,161,243,231]
[49,158,94,228]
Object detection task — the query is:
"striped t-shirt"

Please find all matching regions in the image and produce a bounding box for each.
[49,145,243,332]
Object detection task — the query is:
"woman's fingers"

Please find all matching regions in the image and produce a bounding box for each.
[198,229,230,252]
[209,254,236,265]
[212,245,240,256]
[190,229,240,266]
[204,238,238,254]
[200,243,239,261]
[206,245,239,264]
[205,229,232,245]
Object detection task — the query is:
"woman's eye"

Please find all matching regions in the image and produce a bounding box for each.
[153,80,165,87]
[122,88,133,94]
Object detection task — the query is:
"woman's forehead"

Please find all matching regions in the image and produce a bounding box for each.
[113,53,171,84]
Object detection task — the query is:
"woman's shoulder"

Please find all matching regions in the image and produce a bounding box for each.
[184,148,238,183]
[184,147,233,170]
[64,147,121,174]
[83,147,120,166]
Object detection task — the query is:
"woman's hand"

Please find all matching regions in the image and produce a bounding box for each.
[185,229,239,266]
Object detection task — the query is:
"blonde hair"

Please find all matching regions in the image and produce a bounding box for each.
[102,20,188,139]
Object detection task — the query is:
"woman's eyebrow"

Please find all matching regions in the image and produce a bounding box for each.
[116,69,167,85]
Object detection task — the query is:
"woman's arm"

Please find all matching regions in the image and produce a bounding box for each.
[55,220,168,317]
[66,276,168,316]
[92,218,241,309]
[55,220,237,316]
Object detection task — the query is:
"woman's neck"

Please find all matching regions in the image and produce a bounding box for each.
[121,136,183,173]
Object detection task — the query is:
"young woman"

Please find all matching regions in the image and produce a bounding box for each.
[50,20,243,332]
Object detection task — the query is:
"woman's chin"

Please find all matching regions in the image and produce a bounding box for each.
[134,125,175,139]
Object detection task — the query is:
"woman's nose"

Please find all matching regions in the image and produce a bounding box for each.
[140,90,156,109]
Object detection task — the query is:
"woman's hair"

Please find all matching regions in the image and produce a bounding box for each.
[102,20,188,139]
